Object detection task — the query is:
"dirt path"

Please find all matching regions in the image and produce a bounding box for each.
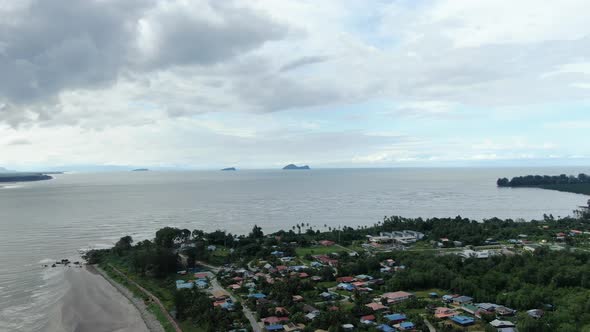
[107,264,183,332]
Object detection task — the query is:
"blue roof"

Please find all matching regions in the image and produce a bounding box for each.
[265,325,284,331]
[248,293,267,299]
[451,316,475,325]
[377,324,396,332]
[400,322,414,329]
[384,313,406,321]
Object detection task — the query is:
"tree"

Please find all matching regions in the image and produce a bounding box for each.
[113,235,133,255]
[154,227,181,248]
[249,224,264,239]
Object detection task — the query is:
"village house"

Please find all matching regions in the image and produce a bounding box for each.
[381,291,414,304]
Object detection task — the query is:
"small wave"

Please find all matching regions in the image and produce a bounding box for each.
[0,184,23,189]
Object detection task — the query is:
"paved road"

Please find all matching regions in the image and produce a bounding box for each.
[424,318,436,332]
[197,261,261,332]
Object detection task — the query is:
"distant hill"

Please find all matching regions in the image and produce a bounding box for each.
[0,173,53,183]
[0,167,15,173]
[221,167,236,171]
[282,164,310,170]
[132,168,149,172]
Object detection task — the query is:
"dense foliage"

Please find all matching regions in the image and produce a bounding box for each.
[497,173,590,187]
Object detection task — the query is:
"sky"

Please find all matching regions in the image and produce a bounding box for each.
[1,0,590,170]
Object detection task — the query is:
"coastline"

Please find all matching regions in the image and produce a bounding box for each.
[43,265,163,332]
[91,265,166,332]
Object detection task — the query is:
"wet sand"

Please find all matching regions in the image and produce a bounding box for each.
[43,266,150,332]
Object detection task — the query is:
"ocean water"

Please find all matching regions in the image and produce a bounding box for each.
[0,168,588,331]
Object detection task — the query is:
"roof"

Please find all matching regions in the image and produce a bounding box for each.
[384,313,406,322]
[365,302,387,311]
[490,319,516,328]
[451,316,475,325]
[453,296,473,303]
[377,324,395,332]
[360,315,376,322]
[265,325,284,331]
[248,293,267,299]
[399,322,414,329]
[382,291,413,300]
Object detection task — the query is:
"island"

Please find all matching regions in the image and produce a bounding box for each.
[497,173,590,195]
[0,173,53,183]
[282,164,310,170]
[131,168,149,172]
[221,167,236,171]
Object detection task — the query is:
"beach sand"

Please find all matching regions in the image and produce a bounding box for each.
[43,266,150,332]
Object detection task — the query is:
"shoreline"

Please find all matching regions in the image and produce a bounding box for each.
[90,265,166,332]
[43,265,162,332]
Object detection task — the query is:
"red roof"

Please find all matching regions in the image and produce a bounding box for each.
[382,291,413,300]
[299,272,309,278]
[361,314,376,321]
[277,265,288,271]
[262,316,290,324]
[194,272,208,279]
[337,276,355,283]
[319,240,335,246]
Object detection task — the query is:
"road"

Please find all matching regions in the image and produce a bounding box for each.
[197,261,261,332]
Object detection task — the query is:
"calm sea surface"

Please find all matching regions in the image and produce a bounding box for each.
[0,168,588,331]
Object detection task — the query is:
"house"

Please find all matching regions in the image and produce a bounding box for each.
[337,283,355,291]
[451,316,475,326]
[319,240,335,246]
[434,307,458,319]
[211,289,229,300]
[360,314,376,324]
[355,274,373,281]
[248,293,267,299]
[337,276,355,283]
[397,322,415,331]
[527,309,544,319]
[262,317,290,325]
[461,304,479,316]
[292,295,304,302]
[384,313,406,324]
[320,292,336,300]
[477,303,497,312]
[382,291,414,304]
[495,306,516,316]
[274,307,289,316]
[341,324,354,331]
[442,294,458,302]
[265,325,284,331]
[302,304,319,314]
[377,324,396,332]
[524,244,541,252]
[365,302,387,311]
[452,296,473,305]
[207,245,216,251]
[490,319,516,328]
[283,323,305,332]
[271,251,284,257]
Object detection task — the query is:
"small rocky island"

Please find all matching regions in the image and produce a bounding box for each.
[221,167,236,171]
[282,164,310,170]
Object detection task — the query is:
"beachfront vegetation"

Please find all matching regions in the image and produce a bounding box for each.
[497,173,590,195]
[85,201,590,332]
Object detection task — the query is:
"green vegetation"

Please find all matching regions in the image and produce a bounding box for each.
[85,202,590,332]
[498,173,590,195]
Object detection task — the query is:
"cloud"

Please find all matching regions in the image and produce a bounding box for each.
[5,138,31,146]
[279,55,330,72]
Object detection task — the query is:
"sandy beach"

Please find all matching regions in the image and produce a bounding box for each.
[43,266,150,332]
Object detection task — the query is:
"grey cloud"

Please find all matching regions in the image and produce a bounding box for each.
[279,55,330,72]
[0,0,289,125]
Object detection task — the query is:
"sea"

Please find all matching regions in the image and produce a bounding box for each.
[0,167,588,331]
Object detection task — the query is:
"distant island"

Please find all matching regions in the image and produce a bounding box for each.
[221,167,236,171]
[132,168,149,172]
[282,164,310,170]
[0,173,53,183]
[497,173,590,195]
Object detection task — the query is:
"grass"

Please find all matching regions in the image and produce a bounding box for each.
[295,246,344,257]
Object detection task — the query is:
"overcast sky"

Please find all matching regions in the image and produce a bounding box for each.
[1,0,590,170]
